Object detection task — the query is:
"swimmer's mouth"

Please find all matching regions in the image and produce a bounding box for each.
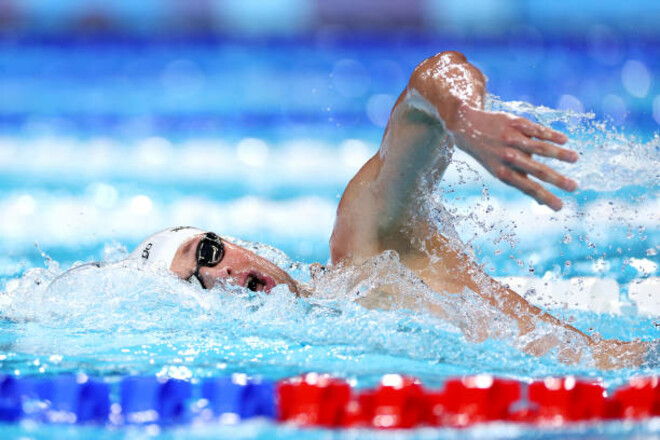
[244,272,275,293]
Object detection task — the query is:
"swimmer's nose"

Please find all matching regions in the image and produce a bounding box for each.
[218,266,232,278]
[204,265,232,280]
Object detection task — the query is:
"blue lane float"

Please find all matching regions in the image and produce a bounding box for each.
[0,374,276,426]
[201,375,275,421]
[0,375,111,424]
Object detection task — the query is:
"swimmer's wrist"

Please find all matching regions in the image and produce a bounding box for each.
[448,104,485,152]
[445,101,469,132]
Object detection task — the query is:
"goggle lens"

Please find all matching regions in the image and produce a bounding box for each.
[197,232,224,267]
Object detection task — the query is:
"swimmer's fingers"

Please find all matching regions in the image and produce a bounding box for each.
[502,150,577,192]
[513,119,567,144]
[512,121,578,162]
[496,167,563,211]
[514,136,578,163]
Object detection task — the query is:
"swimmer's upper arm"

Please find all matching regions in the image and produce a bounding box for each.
[331,51,485,265]
[330,155,383,264]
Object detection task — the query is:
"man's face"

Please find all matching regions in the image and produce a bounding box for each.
[169,233,299,295]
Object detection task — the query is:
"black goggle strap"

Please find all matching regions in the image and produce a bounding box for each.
[192,267,207,289]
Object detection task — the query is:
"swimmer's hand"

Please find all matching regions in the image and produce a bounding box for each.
[451,105,579,211]
[590,339,648,370]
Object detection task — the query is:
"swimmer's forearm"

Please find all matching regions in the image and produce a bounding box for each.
[490,281,592,342]
[521,299,591,342]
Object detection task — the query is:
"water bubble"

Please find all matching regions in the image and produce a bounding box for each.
[653,95,660,125]
[557,94,585,114]
[331,59,371,98]
[366,94,396,128]
[87,183,118,209]
[16,195,36,216]
[130,195,153,215]
[236,138,269,168]
[601,94,627,125]
[621,60,651,98]
[562,234,573,244]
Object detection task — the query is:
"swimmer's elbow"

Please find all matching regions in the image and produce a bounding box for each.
[404,51,486,129]
[409,51,475,85]
[409,51,485,93]
[428,50,468,64]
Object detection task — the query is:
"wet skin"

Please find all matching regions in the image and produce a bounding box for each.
[169,233,299,295]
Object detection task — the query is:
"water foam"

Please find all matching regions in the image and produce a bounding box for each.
[0,241,656,385]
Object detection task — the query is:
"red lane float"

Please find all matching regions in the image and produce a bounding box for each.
[527,377,607,423]
[607,376,660,419]
[432,375,521,426]
[367,375,427,428]
[277,373,350,427]
[277,374,660,429]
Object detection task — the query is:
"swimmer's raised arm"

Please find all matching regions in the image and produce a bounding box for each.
[331,51,648,369]
[331,51,579,265]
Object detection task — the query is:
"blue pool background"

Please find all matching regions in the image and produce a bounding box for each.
[0,37,657,281]
[0,1,658,438]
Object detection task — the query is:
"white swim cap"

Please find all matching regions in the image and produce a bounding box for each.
[129,226,206,270]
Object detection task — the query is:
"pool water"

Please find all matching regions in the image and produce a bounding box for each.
[0,38,658,437]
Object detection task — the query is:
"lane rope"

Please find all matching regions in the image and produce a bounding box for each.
[0,373,658,428]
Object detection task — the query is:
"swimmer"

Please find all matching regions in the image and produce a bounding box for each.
[129,51,655,370]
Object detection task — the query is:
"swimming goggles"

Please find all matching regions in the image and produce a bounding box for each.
[192,232,225,289]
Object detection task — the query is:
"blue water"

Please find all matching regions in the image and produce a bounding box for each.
[0,38,658,437]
